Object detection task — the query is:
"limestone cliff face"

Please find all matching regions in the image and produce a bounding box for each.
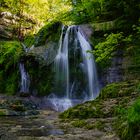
[101,50,124,86]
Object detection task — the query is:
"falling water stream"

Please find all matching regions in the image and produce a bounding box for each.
[77,28,100,99]
[47,25,100,111]
[19,63,30,93]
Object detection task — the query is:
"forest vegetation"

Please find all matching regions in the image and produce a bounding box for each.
[0,0,140,140]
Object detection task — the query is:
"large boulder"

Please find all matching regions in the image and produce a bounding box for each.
[28,42,58,66]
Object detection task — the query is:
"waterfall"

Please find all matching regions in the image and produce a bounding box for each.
[19,43,33,94]
[77,27,100,99]
[55,26,70,98]
[19,63,30,93]
[48,25,100,111]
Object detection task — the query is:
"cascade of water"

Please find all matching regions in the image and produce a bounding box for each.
[48,25,100,111]
[19,63,30,93]
[55,26,71,98]
[21,42,34,53]
[77,27,100,99]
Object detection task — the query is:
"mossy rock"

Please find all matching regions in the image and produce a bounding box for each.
[60,81,139,120]
[0,109,7,116]
[71,120,87,128]
[99,81,139,99]
[59,99,104,119]
[34,22,62,47]
[71,119,104,130]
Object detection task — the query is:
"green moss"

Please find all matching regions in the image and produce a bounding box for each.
[99,81,138,99]
[0,41,22,94]
[114,98,140,140]
[70,119,104,130]
[71,120,87,128]
[59,100,103,119]
[127,44,140,74]
[26,58,53,96]
[5,72,18,95]
[34,22,62,47]
[0,109,7,116]
[24,35,35,47]
[86,121,104,130]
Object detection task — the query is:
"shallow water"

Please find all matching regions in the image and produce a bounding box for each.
[0,110,64,140]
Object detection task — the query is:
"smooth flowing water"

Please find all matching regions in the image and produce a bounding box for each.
[77,27,100,99]
[19,63,30,93]
[55,26,70,98]
[48,25,100,111]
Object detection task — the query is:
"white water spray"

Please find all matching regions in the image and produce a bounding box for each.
[19,63,30,93]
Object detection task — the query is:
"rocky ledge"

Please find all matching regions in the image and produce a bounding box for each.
[0,95,39,116]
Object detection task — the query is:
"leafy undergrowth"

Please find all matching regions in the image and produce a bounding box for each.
[115,98,140,140]
[0,41,22,94]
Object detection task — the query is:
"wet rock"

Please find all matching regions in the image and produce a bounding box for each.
[79,24,93,39]
[28,43,58,66]
[0,95,39,116]
[19,92,30,97]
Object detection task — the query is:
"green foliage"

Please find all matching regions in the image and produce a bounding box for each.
[0,0,71,34]
[132,20,140,37]
[125,28,140,76]
[1,0,139,28]
[64,0,140,24]
[0,41,22,94]
[24,57,54,96]
[94,32,123,63]
[66,0,103,24]
[91,32,132,67]
[24,35,35,47]
[116,98,140,140]
[0,41,22,70]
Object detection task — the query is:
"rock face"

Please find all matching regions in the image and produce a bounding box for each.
[28,43,58,66]
[26,22,62,66]
[79,24,93,38]
[102,50,124,85]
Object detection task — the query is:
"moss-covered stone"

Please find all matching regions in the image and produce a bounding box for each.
[34,22,62,47]
[0,109,7,116]
[99,81,139,99]
[70,119,105,130]
[59,99,104,119]
[71,120,87,128]
[59,80,139,122]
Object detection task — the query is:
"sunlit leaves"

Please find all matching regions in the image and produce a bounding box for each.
[92,32,132,67]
